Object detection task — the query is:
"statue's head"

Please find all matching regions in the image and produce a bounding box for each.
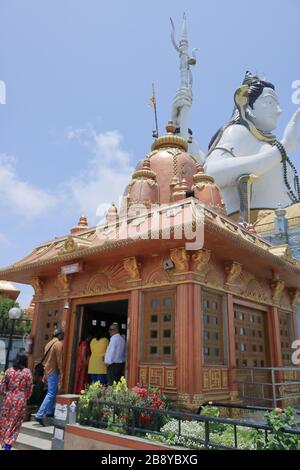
[238,71,282,133]
[208,71,282,151]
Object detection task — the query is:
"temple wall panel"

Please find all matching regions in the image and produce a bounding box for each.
[138,365,177,394]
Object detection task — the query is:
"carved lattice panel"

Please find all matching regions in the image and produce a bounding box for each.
[165,368,176,389]
[203,368,229,390]
[139,367,148,385]
[37,301,62,359]
[278,310,293,365]
[149,367,164,386]
[202,291,224,365]
[142,290,175,363]
[139,366,177,391]
[234,305,269,368]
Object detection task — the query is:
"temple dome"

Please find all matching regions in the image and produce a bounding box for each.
[121,121,226,214]
[133,121,198,204]
[70,215,89,234]
[192,165,226,215]
[124,158,159,211]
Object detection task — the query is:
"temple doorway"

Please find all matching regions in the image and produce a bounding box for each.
[80,299,128,342]
[70,299,128,392]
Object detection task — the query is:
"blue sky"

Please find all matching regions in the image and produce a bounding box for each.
[1,0,300,306]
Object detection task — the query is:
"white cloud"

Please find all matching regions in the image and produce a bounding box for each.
[67,128,134,221]
[0,154,56,219]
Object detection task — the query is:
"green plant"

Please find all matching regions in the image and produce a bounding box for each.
[77,377,169,434]
[254,407,300,450]
[200,404,226,433]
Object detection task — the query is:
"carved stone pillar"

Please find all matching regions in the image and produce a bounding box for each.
[267,306,283,368]
[267,306,283,401]
[271,280,285,304]
[192,285,203,399]
[31,277,44,301]
[176,284,202,404]
[227,294,238,394]
[127,290,141,388]
[28,301,41,370]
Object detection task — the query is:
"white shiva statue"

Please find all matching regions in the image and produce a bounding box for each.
[204,71,300,221]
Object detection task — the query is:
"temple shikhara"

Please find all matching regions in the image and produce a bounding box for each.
[0,15,300,408]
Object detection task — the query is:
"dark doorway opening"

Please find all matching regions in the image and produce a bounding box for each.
[69,299,128,393]
[81,300,128,341]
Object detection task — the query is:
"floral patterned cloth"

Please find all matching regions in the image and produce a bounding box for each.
[0,367,33,446]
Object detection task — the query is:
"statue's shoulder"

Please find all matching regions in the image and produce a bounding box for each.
[220,123,252,142]
[207,124,257,161]
[216,124,258,155]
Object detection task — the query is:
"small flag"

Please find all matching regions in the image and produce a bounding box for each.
[149,82,156,108]
[149,95,156,108]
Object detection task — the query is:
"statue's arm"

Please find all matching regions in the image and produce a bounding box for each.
[204,125,281,187]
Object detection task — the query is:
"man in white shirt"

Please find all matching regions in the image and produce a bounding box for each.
[104,323,126,385]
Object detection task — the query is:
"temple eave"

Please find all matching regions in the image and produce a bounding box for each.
[0,201,299,288]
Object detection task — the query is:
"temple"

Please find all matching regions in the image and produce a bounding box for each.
[0,280,20,301]
[0,16,299,408]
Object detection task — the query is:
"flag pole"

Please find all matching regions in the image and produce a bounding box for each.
[152,82,159,137]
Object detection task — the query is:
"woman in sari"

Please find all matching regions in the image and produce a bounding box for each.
[73,333,92,394]
[0,354,33,450]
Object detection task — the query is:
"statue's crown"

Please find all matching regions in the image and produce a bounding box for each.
[242,70,268,87]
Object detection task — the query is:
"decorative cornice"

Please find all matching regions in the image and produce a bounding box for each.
[192,249,211,275]
[31,277,44,297]
[1,203,300,291]
[56,272,70,293]
[151,135,188,152]
[123,257,141,281]
[59,235,91,254]
[271,279,285,303]
[170,247,190,272]
[132,169,157,180]
[289,288,300,309]
[225,262,243,285]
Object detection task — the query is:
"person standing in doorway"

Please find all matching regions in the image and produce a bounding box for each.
[104,323,126,386]
[88,327,109,385]
[35,328,64,426]
[73,332,93,394]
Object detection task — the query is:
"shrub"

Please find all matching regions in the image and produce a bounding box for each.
[77,377,169,434]
[254,407,300,450]
[148,406,300,450]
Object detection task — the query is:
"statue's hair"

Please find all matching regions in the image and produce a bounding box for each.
[208,71,275,150]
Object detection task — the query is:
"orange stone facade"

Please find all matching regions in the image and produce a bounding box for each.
[0,124,299,408]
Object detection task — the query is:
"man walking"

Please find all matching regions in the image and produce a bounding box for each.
[104,323,126,386]
[35,328,64,426]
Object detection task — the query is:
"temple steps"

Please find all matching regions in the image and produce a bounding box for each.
[14,421,53,451]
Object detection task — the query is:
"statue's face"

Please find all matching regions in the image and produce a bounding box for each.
[249,87,282,132]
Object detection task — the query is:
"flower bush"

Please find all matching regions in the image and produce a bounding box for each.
[147,404,300,450]
[78,388,300,450]
[77,377,169,434]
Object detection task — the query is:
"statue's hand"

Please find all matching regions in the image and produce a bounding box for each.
[282,107,300,153]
